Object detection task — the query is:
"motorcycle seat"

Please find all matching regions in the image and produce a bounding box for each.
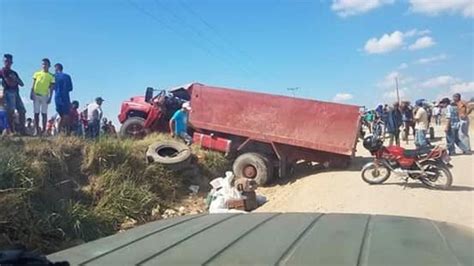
[403,147,432,158]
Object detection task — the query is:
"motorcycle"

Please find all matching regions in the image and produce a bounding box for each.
[361,135,453,189]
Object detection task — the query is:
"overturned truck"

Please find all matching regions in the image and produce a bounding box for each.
[119,83,361,185]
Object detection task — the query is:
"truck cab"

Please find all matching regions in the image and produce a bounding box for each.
[118,84,193,138]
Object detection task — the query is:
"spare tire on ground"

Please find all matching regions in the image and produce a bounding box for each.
[146,140,192,170]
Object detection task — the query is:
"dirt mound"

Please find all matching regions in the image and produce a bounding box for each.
[0,134,229,254]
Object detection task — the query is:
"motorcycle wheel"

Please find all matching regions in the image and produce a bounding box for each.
[418,161,453,190]
[361,162,391,184]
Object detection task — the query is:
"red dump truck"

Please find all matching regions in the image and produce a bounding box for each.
[119,83,361,185]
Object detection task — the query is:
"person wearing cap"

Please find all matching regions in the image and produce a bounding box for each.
[413,99,429,148]
[31,58,55,135]
[85,97,104,139]
[169,102,192,145]
[453,93,471,153]
[53,63,73,134]
[439,98,469,155]
[0,54,26,135]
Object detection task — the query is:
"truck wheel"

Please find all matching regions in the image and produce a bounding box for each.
[233,153,273,186]
[120,117,146,138]
[146,141,192,170]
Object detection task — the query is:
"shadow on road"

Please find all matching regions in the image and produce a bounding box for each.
[376,182,474,191]
[266,156,373,187]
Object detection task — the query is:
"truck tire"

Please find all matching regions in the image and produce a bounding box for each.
[120,117,146,138]
[233,153,273,186]
[146,141,192,170]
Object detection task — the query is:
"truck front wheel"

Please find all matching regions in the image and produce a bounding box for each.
[120,117,146,138]
[233,153,273,186]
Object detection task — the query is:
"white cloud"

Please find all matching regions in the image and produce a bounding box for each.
[331,0,394,17]
[398,63,408,69]
[364,31,404,54]
[403,28,431,37]
[409,0,474,18]
[416,29,432,36]
[383,87,407,101]
[408,36,435,50]
[420,75,459,89]
[378,71,414,89]
[415,54,447,64]
[333,93,354,102]
[364,29,434,54]
[450,81,474,93]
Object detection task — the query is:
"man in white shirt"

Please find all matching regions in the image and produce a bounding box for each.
[414,99,429,148]
[86,97,104,139]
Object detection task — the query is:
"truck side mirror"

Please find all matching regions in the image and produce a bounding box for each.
[145,87,154,103]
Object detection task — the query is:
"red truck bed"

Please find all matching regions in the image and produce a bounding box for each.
[189,84,360,156]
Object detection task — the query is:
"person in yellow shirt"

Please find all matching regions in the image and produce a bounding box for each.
[30,58,55,135]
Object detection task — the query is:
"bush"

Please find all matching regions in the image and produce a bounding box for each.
[83,138,145,175]
[0,152,37,191]
[0,135,231,254]
[95,180,158,223]
[143,164,185,201]
[192,147,231,180]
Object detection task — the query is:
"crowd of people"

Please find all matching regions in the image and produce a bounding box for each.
[0,53,116,139]
[361,94,472,156]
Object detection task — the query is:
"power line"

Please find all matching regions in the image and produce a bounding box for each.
[178,0,256,65]
[177,0,270,83]
[126,0,249,76]
[287,87,300,97]
[151,0,256,77]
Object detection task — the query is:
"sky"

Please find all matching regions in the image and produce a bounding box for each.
[1,0,473,125]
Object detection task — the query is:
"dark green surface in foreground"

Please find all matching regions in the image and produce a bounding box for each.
[48,213,474,266]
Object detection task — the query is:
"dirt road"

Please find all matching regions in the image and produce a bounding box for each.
[257,126,474,228]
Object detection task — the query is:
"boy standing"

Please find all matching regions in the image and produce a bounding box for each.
[54,63,73,134]
[0,92,10,135]
[31,58,55,135]
[0,54,26,135]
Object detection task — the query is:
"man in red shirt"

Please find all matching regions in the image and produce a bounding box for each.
[69,100,81,136]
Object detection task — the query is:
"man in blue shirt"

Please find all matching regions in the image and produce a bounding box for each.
[53,63,73,134]
[385,102,403,146]
[401,101,415,143]
[169,102,192,145]
[439,98,469,155]
[0,93,10,135]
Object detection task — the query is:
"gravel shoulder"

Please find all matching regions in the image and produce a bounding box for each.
[256,125,474,228]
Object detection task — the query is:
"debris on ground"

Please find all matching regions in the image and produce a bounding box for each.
[188,185,200,194]
[120,217,138,231]
[208,171,267,214]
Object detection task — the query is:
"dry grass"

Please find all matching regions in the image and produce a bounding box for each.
[0,134,229,254]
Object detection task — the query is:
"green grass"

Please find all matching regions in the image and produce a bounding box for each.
[0,134,230,253]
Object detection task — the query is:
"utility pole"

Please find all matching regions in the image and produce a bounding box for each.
[395,77,400,104]
[287,87,299,97]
